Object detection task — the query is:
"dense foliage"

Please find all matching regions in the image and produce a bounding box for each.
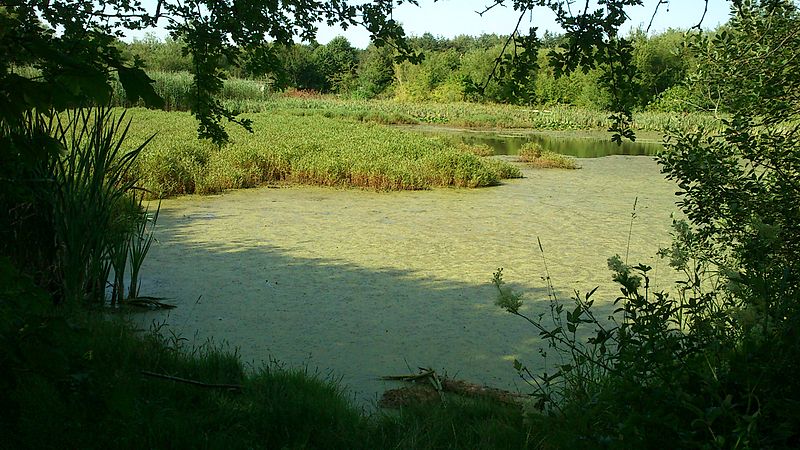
[494,1,800,447]
[121,28,695,112]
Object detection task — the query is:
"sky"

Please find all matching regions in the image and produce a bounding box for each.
[316,0,733,47]
[126,0,733,47]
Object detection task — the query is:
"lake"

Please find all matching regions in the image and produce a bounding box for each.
[136,136,679,407]
[403,126,665,157]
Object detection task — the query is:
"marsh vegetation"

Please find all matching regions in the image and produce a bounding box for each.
[3,0,800,448]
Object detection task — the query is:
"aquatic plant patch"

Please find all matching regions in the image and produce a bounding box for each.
[518,142,579,169]
[122,109,521,197]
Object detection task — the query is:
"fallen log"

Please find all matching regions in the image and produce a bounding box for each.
[379,368,526,409]
[124,296,176,309]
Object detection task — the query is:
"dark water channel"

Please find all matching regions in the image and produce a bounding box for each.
[408,126,664,158]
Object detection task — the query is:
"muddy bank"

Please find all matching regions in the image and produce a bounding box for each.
[137,156,680,405]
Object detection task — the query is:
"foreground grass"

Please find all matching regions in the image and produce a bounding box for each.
[0,258,530,449]
[121,108,521,198]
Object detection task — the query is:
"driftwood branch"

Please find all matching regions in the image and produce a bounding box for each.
[140,370,243,391]
[124,296,176,309]
[380,368,526,408]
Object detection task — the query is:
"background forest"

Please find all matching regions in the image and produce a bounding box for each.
[118,27,710,113]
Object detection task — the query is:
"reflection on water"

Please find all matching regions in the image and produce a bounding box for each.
[410,127,664,158]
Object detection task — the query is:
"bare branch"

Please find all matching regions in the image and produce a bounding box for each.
[480,8,527,94]
[477,0,505,17]
[140,370,243,391]
[692,0,710,30]
[647,0,669,33]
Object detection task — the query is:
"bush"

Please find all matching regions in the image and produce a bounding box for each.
[495,4,800,447]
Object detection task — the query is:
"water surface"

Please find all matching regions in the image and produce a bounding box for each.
[137,156,679,406]
[406,126,665,157]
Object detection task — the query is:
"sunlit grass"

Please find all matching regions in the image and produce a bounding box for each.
[122,109,522,197]
[109,71,723,134]
[517,142,579,169]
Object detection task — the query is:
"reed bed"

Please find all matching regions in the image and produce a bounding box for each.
[122,109,521,197]
[111,71,271,111]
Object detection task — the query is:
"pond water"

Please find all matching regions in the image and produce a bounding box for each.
[406,126,665,158]
[136,152,679,408]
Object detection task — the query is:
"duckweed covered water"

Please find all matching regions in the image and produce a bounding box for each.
[138,156,679,406]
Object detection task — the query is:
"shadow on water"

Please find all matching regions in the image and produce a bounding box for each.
[136,208,563,406]
[133,156,677,407]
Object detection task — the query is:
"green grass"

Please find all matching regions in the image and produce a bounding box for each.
[517,142,579,169]
[1,257,531,449]
[121,108,521,198]
[111,71,271,111]
[108,71,723,134]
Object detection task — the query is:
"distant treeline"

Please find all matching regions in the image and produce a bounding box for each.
[118,29,718,112]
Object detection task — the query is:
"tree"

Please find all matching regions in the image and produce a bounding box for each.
[630,28,690,108]
[661,0,800,302]
[122,35,194,73]
[0,0,420,144]
[357,44,396,98]
[313,36,360,93]
[277,42,327,92]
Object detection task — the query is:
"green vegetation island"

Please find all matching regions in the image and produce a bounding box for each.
[2,0,800,448]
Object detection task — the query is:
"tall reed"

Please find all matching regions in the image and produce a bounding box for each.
[51,108,154,303]
[1,107,155,304]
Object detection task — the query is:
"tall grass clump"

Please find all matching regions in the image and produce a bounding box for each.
[122,109,521,196]
[1,107,156,305]
[517,142,578,169]
[111,71,271,111]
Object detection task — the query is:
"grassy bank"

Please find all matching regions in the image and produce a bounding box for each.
[121,109,521,198]
[0,258,530,449]
[111,71,722,134]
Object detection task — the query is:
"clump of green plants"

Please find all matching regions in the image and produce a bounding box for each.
[1,107,157,305]
[484,158,523,180]
[123,108,521,196]
[493,233,799,447]
[517,142,578,169]
[456,142,493,157]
